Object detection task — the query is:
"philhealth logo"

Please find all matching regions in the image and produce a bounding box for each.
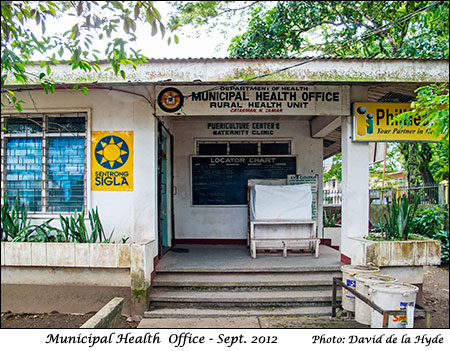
[356,105,374,136]
[95,135,129,169]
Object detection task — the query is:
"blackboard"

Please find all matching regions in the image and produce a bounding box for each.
[191,156,297,205]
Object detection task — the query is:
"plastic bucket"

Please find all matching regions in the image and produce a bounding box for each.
[370,282,419,328]
[354,274,397,325]
[340,265,380,312]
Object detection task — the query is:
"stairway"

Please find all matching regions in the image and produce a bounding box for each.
[144,267,342,318]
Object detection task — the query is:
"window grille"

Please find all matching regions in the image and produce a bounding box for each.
[1,113,87,213]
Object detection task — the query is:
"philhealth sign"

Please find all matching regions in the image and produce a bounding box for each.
[352,102,441,142]
[91,131,133,191]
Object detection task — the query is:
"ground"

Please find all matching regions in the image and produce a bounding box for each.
[1,265,448,329]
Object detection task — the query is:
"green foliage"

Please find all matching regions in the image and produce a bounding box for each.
[226,1,449,58]
[381,194,419,240]
[58,207,114,243]
[1,195,33,241]
[323,153,342,183]
[433,230,449,264]
[169,1,234,28]
[323,211,339,227]
[1,1,174,111]
[410,206,449,237]
[394,83,449,141]
[430,139,449,181]
[1,196,113,243]
[11,219,66,242]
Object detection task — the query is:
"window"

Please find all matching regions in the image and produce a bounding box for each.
[1,113,87,213]
[197,140,291,156]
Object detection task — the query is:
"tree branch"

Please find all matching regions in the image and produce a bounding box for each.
[216,1,260,16]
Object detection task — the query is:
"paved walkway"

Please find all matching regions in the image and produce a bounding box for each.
[138,316,367,329]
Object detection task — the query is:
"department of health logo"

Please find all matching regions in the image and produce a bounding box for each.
[158,87,184,112]
[95,135,130,169]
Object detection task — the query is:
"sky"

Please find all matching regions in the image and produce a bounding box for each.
[30,1,242,61]
[129,2,238,59]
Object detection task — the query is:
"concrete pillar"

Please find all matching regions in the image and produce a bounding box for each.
[439,180,448,204]
[340,116,369,264]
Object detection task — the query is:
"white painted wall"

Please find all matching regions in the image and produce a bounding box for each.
[340,86,370,263]
[4,87,158,245]
[171,117,323,239]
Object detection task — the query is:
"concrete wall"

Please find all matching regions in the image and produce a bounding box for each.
[3,87,158,245]
[1,241,157,318]
[171,117,323,239]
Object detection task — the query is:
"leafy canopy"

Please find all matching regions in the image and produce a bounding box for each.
[394,83,449,141]
[169,1,449,59]
[226,1,449,58]
[1,1,178,111]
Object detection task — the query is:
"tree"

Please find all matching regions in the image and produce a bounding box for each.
[323,153,342,183]
[170,1,449,59]
[1,1,178,111]
[394,83,449,140]
[171,1,449,185]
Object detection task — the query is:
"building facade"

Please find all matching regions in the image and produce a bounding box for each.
[1,57,448,316]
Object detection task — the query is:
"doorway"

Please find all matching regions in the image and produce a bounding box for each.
[157,123,173,257]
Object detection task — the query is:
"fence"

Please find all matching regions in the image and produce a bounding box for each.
[323,189,342,206]
[323,182,449,206]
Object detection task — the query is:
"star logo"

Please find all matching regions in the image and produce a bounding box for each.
[95,135,129,169]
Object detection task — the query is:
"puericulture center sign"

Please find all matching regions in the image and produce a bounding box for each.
[156,85,350,116]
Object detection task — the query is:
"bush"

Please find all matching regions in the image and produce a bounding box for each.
[381,194,419,240]
[323,211,339,227]
[410,206,448,237]
[433,230,449,264]
[1,196,33,241]
[1,196,113,243]
[410,206,449,265]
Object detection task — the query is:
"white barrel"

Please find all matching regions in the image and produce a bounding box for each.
[341,265,380,312]
[355,274,397,325]
[370,282,419,328]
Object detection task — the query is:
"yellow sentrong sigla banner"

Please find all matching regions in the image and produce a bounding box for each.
[91,131,133,191]
[352,102,441,142]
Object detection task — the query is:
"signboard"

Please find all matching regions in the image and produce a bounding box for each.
[207,121,281,136]
[91,131,133,191]
[352,102,441,142]
[191,156,297,205]
[156,85,350,116]
[287,174,319,221]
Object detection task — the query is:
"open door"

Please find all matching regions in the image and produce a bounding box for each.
[157,123,173,257]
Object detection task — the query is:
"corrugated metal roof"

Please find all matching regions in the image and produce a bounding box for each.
[117,56,448,61]
[31,56,447,65]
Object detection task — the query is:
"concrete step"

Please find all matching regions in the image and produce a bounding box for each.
[154,272,341,287]
[144,306,332,318]
[156,265,342,273]
[149,289,341,308]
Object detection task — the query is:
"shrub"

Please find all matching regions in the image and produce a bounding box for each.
[59,207,114,243]
[1,195,113,243]
[433,230,449,264]
[410,206,448,237]
[1,196,33,241]
[323,211,339,227]
[381,194,419,240]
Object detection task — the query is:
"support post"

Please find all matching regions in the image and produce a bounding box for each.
[341,116,369,264]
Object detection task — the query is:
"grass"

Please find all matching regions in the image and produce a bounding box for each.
[365,233,430,241]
